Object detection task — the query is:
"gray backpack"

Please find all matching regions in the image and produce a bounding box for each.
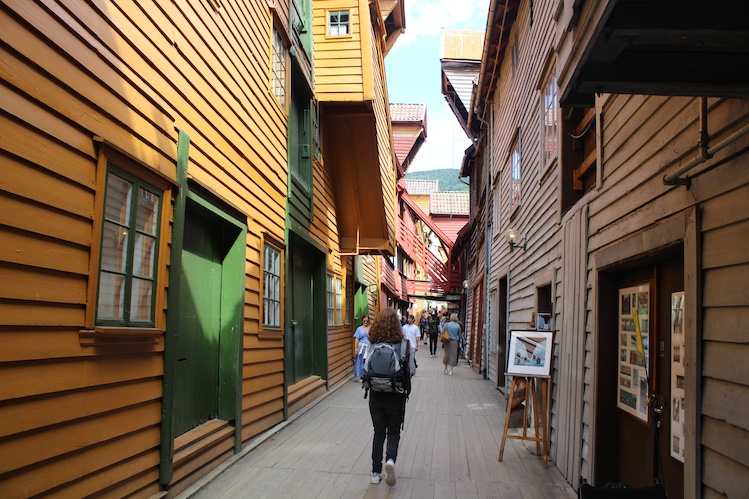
[362,340,410,396]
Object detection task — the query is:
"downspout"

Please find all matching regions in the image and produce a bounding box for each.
[483,102,493,379]
[664,97,749,187]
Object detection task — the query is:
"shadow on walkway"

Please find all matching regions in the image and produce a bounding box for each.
[178,349,576,498]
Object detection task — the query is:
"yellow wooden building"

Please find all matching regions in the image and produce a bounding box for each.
[0,0,402,496]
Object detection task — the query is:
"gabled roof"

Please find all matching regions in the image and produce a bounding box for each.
[405,179,439,196]
[391,104,427,172]
[440,30,483,137]
[430,191,469,216]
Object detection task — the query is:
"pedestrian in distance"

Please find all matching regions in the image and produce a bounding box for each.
[363,307,414,486]
[442,313,462,376]
[402,314,420,373]
[427,312,440,357]
[353,316,371,379]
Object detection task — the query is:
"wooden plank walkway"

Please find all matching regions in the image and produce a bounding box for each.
[178,350,577,499]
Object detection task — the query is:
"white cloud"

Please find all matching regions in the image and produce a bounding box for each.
[408,105,473,173]
[398,0,490,47]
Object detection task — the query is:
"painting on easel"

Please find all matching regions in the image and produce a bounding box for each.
[507,331,553,377]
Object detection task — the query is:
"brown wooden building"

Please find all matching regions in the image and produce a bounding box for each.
[453,0,749,497]
[0,0,401,496]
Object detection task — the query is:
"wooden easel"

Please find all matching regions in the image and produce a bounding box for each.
[498,375,549,468]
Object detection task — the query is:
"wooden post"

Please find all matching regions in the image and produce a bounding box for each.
[499,375,549,468]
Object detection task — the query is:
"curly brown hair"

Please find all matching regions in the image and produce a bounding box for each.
[368,308,404,344]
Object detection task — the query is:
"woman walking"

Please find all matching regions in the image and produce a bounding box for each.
[367,308,414,486]
[353,316,371,379]
[442,313,462,376]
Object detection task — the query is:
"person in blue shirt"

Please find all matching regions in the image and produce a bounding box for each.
[353,316,371,379]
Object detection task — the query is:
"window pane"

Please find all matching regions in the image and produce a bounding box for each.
[98,271,125,320]
[263,245,282,328]
[130,277,153,321]
[100,221,128,272]
[136,188,159,234]
[104,174,132,225]
[132,233,156,278]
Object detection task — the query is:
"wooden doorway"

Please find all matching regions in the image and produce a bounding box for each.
[173,198,244,436]
[471,282,485,374]
[287,233,326,384]
[497,275,508,391]
[595,246,684,495]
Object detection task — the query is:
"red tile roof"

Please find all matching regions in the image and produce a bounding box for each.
[390,103,426,122]
[430,191,469,215]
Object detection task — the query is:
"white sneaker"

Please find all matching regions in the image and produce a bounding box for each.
[448,371,453,376]
[384,459,396,486]
[443,368,448,374]
[371,472,381,484]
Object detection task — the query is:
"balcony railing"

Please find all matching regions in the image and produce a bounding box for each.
[397,218,448,290]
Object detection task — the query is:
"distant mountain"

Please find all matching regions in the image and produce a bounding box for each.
[404,169,468,192]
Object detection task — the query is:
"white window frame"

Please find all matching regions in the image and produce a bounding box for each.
[263,243,282,329]
[327,10,351,37]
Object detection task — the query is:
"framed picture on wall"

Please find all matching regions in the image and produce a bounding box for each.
[616,283,651,425]
[507,330,553,377]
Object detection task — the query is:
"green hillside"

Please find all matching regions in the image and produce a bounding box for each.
[404,169,469,192]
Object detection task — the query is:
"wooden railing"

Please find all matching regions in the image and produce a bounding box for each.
[396,218,448,290]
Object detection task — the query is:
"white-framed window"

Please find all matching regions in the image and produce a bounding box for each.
[492,176,501,238]
[328,10,350,36]
[510,136,521,214]
[263,243,282,328]
[97,168,162,326]
[542,73,558,169]
[326,275,343,325]
[271,27,287,110]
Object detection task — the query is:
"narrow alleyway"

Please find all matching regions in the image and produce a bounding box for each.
[178,349,577,499]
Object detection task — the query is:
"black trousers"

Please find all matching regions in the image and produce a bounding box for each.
[429,333,439,355]
[369,391,406,473]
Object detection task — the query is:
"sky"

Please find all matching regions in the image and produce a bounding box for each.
[385,0,490,173]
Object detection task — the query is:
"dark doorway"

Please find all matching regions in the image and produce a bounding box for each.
[595,245,684,496]
[497,275,508,392]
[287,233,325,384]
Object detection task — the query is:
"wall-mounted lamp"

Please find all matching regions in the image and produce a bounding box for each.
[365,256,374,265]
[506,228,526,252]
[462,279,470,289]
[367,283,378,293]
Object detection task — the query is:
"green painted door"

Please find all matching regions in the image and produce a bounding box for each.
[290,240,315,383]
[174,209,222,435]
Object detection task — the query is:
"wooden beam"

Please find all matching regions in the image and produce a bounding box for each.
[573,150,596,190]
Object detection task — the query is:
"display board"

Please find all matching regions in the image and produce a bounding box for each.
[617,283,651,424]
[670,291,685,462]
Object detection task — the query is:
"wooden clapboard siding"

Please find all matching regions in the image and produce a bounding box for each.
[313,0,365,101]
[472,0,571,477]
[1,0,290,495]
[578,92,749,493]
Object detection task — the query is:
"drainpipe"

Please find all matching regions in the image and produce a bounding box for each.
[483,102,493,379]
[664,97,749,187]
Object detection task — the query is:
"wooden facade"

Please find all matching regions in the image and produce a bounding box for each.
[453,0,749,497]
[0,0,401,496]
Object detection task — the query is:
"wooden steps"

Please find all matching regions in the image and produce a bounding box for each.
[287,376,327,417]
[165,419,235,498]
